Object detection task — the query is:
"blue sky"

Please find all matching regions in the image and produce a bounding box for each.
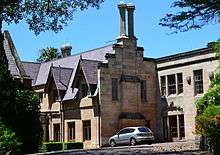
[3,0,220,62]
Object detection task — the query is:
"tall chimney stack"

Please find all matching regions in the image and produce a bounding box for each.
[118,2,127,38]
[127,3,135,39]
[60,44,72,58]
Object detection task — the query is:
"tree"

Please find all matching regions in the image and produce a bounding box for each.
[195,42,220,155]
[37,47,58,62]
[160,0,220,33]
[0,0,103,153]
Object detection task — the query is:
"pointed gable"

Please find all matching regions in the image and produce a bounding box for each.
[4,31,29,78]
[81,59,101,85]
[46,66,73,91]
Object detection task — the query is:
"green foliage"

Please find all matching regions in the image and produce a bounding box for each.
[13,88,43,154]
[37,47,58,62]
[42,142,63,152]
[195,41,220,154]
[63,142,83,150]
[196,105,220,154]
[0,121,22,155]
[160,0,220,33]
[196,84,220,113]
[0,85,42,154]
[0,0,104,35]
[39,142,83,152]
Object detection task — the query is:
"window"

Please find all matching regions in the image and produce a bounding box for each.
[118,129,134,135]
[177,73,183,94]
[53,124,60,141]
[160,76,166,96]
[141,80,147,101]
[81,84,88,98]
[194,70,203,95]
[83,120,91,141]
[112,78,118,100]
[68,122,75,141]
[138,127,150,133]
[167,74,176,95]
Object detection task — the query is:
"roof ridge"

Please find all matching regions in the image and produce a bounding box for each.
[156,47,212,61]
[81,58,102,62]
[51,66,74,70]
[22,61,41,64]
[4,30,28,77]
[40,44,112,64]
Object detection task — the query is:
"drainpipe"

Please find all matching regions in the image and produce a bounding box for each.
[58,66,65,143]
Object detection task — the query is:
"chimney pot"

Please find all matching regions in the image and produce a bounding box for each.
[127,4,135,39]
[60,44,72,57]
[118,2,127,39]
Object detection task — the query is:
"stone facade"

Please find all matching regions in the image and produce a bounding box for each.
[157,47,218,141]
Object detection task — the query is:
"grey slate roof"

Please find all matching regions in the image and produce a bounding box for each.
[49,66,73,90]
[22,62,41,85]
[4,31,28,78]
[81,59,101,85]
[31,44,114,101]
[34,44,114,86]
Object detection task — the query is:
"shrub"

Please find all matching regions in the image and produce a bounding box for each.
[42,142,63,152]
[64,142,83,150]
[0,121,22,155]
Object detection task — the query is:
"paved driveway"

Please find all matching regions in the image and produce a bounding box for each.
[36,141,206,155]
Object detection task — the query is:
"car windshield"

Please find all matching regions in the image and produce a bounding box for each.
[138,127,150,132]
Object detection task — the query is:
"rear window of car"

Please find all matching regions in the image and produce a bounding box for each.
[138,127,150,132]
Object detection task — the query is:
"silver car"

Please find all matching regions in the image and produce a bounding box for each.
[108,127,154,147]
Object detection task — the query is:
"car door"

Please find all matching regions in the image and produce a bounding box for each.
[118,129,133,144]
[116,129,126,144]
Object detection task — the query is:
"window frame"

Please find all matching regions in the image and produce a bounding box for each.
[194,69,203,95]
[68,122,75,141]
[167,74,176,95]
[83,120,91,141]
[160,76,166,96]
[177,73,183,94]
[53,123,60,142]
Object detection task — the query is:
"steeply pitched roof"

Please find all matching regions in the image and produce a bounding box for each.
[50,66,73,90]
[32,44,114,101]
[34,44,114,86]
[81,59,101,85]
[3,31,28,78]
[22,62,41,85]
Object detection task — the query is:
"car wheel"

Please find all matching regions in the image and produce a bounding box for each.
[110,140,116,147]
[130,138,136,146]
[147,141,153,145]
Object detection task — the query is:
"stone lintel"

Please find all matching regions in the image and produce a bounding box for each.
[120,74,140,82]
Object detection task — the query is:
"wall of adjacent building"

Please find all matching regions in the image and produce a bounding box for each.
[157,50,219,141]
